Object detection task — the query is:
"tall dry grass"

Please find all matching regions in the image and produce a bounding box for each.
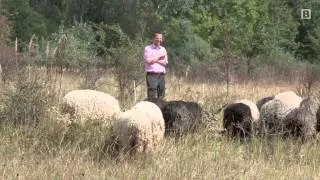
[0,68,320,179]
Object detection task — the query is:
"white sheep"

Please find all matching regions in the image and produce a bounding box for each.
[112,101,165,155]
[274,91,302,110]
[258,91,303,135]
[61,89,121,124]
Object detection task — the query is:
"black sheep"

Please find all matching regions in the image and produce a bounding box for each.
[256,96,274,110]
[144,98,167,109]
[162,100,204,134]
[145,98,205,135]
[223,102,257,138]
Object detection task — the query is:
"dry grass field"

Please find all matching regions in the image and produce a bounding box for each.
[0,68,320,180]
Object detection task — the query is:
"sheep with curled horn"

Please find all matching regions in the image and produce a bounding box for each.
[258,91,303,136]
[222,99,260,138]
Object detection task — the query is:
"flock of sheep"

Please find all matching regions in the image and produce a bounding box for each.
[224,91,320,140]
[60,89,320,156]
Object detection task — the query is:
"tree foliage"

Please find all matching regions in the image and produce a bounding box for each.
[1,0,320,64]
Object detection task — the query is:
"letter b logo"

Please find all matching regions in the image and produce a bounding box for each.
[301,9,311,19]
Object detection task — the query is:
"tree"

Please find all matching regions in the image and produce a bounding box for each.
[97,24,145,105]
[3,0,56,45]
[188,0,299,73]
[164,18,217,65]
[293,0,320,63]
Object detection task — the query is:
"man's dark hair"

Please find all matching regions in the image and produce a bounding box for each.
[153,32,163,38]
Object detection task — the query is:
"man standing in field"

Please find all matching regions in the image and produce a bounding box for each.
[143,32,168,99]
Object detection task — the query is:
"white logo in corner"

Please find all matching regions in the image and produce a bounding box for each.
[301,9,311,19]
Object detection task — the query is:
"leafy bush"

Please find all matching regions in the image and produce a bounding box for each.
[44,22,103,69]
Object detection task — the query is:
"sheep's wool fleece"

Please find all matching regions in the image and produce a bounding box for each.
[260,91,302,121]
[274,91,302,110]
[260,99,290,120]
[286,97,320,138]
[234,99,260,121]
[259,99,290,134]
[113,101,165,153]
[62,89,120,121]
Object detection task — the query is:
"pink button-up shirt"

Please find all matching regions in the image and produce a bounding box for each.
[144,44,168,73]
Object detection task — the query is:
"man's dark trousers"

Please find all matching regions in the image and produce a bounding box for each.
[146,72,165,99]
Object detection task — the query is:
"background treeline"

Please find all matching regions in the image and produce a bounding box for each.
[0,0,320,78]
